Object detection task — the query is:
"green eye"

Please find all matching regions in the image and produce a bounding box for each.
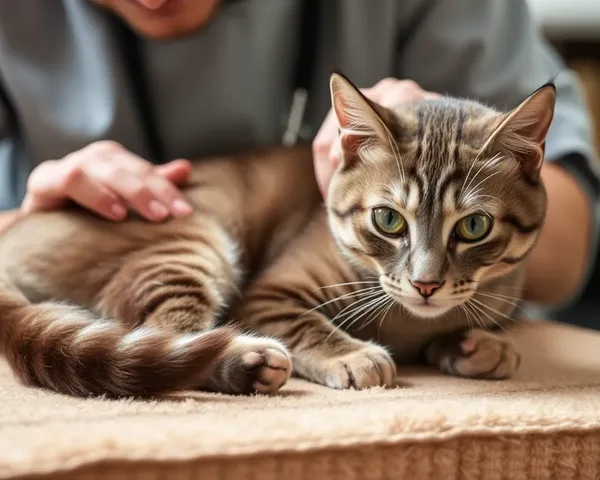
[372,207,407,236]
[455,214,492,242]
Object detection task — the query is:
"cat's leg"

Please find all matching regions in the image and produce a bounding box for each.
[237,220,397,390]
[425,328,521,380]
[99,226,292,394]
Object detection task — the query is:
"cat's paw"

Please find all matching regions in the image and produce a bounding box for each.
[301,342,397,390]
[426,329,520,380]
[204,335,292,395]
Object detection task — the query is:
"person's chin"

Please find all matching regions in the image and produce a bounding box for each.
[125,16,202,39]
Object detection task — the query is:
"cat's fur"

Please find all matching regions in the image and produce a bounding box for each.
[0,73,555,397]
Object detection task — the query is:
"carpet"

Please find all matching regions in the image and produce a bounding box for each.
[2,321,600,480]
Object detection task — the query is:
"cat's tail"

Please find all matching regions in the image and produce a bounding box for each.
[0,289,235,397]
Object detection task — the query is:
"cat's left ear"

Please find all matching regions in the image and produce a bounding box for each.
[329,72,393,159]
[481,83,556,181]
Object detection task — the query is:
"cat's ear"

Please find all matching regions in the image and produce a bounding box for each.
[329,72,392,157]
[480,83,556,180]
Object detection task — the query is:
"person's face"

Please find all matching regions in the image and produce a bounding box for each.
[92,0,221,39]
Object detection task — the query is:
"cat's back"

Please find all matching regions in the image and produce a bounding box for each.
[182,144,323,260]
[0,145,322,294]
[184,144,319,218]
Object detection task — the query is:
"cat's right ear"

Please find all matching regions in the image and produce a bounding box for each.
[330,72,392,159]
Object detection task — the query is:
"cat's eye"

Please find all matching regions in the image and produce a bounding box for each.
[372,207,407,237]
[454,214,492,242]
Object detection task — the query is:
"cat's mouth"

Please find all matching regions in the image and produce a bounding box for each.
[400,298,454,318]
[380,277,456,319]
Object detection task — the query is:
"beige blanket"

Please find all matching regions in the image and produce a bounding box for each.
[2,321,600,480]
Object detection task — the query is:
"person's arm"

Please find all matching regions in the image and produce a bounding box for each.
[396,0,600,308]
[528,162,594,305]
[0,209,18,233]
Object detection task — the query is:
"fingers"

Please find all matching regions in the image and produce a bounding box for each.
[23,141,194,222]
[107,149,193,220]
[154,159,193,185]
[61,167,128,221]
[144,173,193,217]
[312,108,340,199]
[84,161,188,222]
[23,160,128,221]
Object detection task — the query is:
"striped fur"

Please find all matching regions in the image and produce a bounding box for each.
[0,290,235,397]
[0,74,556,396]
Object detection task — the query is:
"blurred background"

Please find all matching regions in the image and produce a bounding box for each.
[526,0,600,328]
[527,0,600,152]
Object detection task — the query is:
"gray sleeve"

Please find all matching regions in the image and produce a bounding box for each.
[0,89,28,211]
[397,0,600,308]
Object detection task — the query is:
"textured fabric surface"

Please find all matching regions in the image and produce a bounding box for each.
[2,321,600,480]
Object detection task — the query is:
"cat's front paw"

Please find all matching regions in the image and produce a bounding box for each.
[426,329,520,380]
[300,342,397,390]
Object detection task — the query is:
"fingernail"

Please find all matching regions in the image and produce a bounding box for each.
[171,199,193,216]
[149,200,169,219]
[111,203,127,219]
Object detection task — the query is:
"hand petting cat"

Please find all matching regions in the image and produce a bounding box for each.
[20,140,194,222]
[312,77,439,199]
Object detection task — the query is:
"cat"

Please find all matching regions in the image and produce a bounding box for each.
[0,72,554,397]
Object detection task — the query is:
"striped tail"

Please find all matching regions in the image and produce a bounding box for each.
[0,289,235,397]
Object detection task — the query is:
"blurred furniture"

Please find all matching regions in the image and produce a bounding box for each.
[528,0,600,39]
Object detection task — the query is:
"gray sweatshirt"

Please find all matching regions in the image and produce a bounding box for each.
[0,0,598,304]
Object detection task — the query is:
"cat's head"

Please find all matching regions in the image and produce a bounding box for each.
[325,72,555,319]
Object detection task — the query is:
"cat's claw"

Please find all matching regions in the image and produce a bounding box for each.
[426,329,520,380]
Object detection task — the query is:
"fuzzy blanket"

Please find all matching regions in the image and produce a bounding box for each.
[2,321,600,480]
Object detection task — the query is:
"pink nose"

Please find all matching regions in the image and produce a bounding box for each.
[410,280,443,298]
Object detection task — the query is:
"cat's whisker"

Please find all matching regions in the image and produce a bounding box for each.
[378,299,395,333]
[460,152,502,204]
[468,193,506,207]
[460,151,485,202]
[301,286,383,317]
[333,293,387,326]
[457,303,474,331]
[470,297,524,327]
[382,122,405,184]
[468,298,511,334]
[462,170,502,206]
[476,290,524,301]
[359,296,395,331]
[327,290,385,329]
[496,285,532,291]
[462,301,480,331]
[313,280,380,291]
[343,295,391,333]
[474,291,528,315]
[464,299,490,331]
[462,186,485,204]
[327,293,388,340]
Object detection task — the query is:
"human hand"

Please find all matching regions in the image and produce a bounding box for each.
[312,78,440,199]
[21,141,194,222]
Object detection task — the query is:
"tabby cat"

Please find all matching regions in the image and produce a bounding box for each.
[0,73,554,397]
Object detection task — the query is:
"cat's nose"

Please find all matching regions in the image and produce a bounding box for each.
[410,280,444,298]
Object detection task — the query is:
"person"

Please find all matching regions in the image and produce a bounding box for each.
[0,0,598,313]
